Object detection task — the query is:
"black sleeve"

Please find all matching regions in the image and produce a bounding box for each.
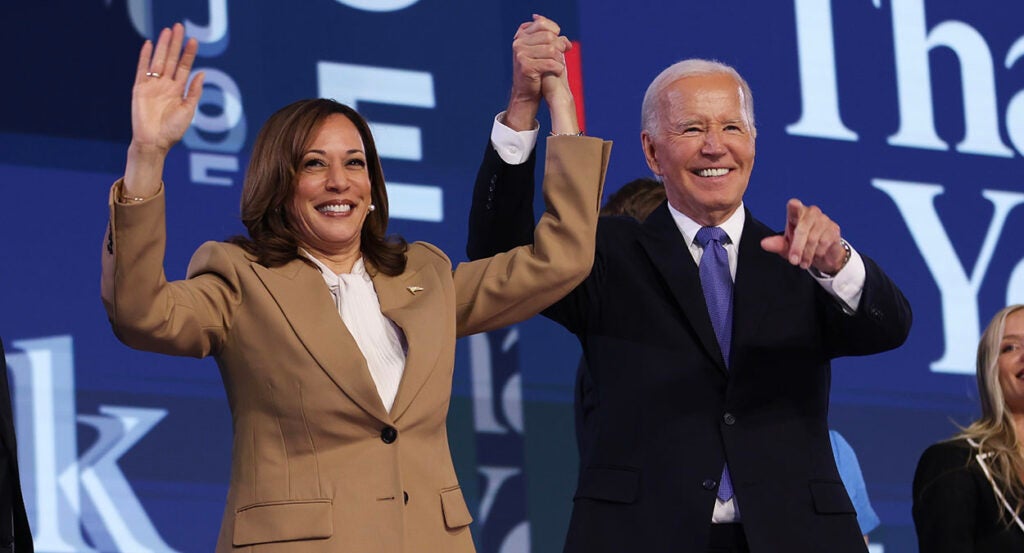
[466,140,538,260]
[824,254,913,358]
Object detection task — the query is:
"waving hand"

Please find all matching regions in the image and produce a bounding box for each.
[123,23,205,199]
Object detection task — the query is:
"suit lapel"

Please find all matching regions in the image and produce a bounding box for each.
[251,259,391,424]
[639,204,727,372]
[732,211,789,358]
[371,263,441,423]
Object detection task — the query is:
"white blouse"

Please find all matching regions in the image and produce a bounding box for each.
[303,252,407,413]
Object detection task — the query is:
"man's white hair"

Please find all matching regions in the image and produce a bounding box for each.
[641,59,756,137]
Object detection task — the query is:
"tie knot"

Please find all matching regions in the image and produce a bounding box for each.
[695,226,729,248]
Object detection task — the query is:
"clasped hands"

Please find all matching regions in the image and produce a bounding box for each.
[505,14,574,132]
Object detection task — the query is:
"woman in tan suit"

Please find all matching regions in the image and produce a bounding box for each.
[101,21,609,552]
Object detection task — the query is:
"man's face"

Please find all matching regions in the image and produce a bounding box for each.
[641,73,756,226]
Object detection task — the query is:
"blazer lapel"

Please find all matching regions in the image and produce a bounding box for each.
[251,259,391,424]
[370,263,441,422]
[639,204,727,372]
[732,212,790,359]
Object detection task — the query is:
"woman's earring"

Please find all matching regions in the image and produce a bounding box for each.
[368,204,376,212]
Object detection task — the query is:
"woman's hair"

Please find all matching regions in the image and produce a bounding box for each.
[956,304,1024,520]
[227,98,407,275]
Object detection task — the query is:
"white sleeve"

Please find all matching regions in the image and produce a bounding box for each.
[809,244,865,314]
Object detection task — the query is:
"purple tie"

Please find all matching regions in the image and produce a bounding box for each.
[695,226,735,501]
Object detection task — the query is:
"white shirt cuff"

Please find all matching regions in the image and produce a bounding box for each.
[490,111,539,165]
[809,244,866,314]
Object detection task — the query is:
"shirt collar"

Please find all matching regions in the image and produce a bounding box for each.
[667,202,745,248]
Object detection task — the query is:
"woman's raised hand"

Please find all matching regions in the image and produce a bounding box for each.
[527,15,577,136]
[123,23,204,198]
[131,23,204,154]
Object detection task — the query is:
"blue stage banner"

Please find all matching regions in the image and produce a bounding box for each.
[1,1,1022,552]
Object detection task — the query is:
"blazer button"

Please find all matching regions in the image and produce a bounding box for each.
[723,413,736,425]
[702,479,718,490]
[380,426,398,444]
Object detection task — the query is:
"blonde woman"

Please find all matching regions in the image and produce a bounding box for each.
[913,304,1024,552]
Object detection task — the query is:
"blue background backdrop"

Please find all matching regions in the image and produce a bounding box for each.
[2,1,1022,551]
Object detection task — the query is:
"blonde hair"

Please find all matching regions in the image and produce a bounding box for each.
[956,304,1024,521]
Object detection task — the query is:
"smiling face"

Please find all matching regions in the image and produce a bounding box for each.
[287,113,372,271]
[641,73,755,226]
[998,309,1024,416]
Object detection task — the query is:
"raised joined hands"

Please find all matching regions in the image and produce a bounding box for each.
[506,14,574,132]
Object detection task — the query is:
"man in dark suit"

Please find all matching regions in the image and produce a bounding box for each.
[0,340,33,552]
[468,16,911,553]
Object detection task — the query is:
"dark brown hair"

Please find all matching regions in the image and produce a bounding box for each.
[600,177,666,222]
[228,99,407,275]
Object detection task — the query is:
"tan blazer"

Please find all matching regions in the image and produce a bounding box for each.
[101,136,611,552]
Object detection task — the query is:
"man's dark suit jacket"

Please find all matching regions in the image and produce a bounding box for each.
[0,340,33,552]
[468,143,912,553]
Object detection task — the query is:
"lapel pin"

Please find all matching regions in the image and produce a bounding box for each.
[407,286,424,295]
